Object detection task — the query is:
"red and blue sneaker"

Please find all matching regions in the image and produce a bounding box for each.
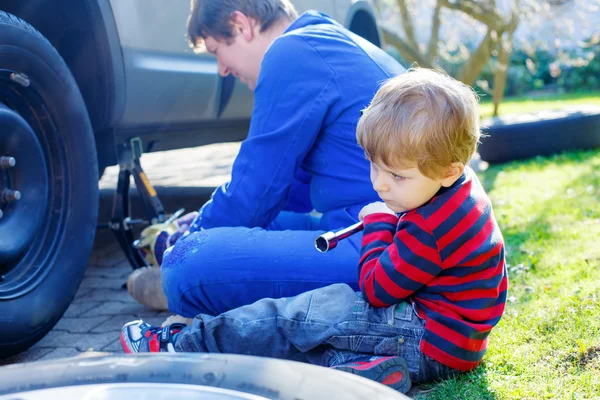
[120,320,186,353]
[331,355,411,393]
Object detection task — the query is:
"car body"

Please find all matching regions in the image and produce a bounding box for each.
[0,0,383,357]
[2,0,382,169]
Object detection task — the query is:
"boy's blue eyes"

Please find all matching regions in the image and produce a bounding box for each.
[391,173,405,180]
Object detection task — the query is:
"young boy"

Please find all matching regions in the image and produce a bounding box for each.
[120,68,507,394]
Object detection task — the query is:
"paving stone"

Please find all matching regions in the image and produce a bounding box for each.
[37,348,83,360]
[84,266,131,279]
[74,333,120,352]
[38,348,113,361]
[79,277,127,290]
[90,315,168,334]
[112,258,134,270]
[73,286,94,300]
[72,288,133,303]
[32,331,117,352]
[63,301,104,318]
[101,338,125,353]
[90,255,127,269]
[0,347,54,366]
[80,301,169,318]
[54,316,113,334]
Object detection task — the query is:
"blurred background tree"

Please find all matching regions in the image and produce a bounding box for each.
[372,0,600,116]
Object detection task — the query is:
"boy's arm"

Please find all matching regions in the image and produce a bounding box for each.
[359,213,442,307]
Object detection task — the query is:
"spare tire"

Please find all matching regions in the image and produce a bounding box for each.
[0,353,410,399]
[0,12,98,357]
[478,106,600,163]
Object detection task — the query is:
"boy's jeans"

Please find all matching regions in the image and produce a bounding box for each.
[175,283,461,383]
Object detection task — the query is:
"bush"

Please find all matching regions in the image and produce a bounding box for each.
[475,36,600,96]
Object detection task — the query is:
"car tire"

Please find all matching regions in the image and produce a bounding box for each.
[0,353,410,399]
[478,107,600,163]
[0,12,98,357]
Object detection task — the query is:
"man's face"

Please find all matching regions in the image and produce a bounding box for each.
[369,159,444,213]
[204,35,261,91]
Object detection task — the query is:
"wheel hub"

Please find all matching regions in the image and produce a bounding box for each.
[0,102,48,265]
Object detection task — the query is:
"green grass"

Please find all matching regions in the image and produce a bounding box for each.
[413,150,600,399]
[479,92,600,119]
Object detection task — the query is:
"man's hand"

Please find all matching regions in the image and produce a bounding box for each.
[358,202,396,221]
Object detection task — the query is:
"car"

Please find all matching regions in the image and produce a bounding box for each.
[0,0,383,358]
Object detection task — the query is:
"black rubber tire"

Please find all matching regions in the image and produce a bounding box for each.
[0,13,98,357]
[478,107,600,163]
[0,354,410,399]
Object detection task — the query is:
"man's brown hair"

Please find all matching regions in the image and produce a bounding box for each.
[188,0,298,51]
[357,68,481,179]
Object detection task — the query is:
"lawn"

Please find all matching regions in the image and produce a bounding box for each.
[479,91,600,120]
[414,150,600,399]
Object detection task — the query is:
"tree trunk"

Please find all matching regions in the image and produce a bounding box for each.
[381,26,436,68]
[492,14,519,116]
[396,0,420,50]
[456,28,498,86]
[426,0,443,62]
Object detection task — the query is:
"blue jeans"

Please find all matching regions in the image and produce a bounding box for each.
[175,283,461,383]
[160,210,362,317]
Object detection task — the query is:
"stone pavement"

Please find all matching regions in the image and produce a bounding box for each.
[0,142,240,367]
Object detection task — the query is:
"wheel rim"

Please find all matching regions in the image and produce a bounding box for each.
[0,69,68,298]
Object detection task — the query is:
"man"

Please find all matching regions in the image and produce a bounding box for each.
[129,0,406,317]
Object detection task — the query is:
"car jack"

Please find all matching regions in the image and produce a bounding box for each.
[107,137,181,270]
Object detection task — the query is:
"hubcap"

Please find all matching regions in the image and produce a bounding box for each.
[0,102,49,264]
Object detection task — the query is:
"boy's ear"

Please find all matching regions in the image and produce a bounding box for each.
[440,162,464,187]
[230,11,256,42]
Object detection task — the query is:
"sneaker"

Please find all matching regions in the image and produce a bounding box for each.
[127,267,169,311]
[331,355,411,393]
[120,320,186,353]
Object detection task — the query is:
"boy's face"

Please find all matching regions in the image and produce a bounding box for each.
[204,34,262,91]
[369,159,446,213]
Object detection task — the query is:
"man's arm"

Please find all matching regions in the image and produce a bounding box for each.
[194,36,337,229]
[359,213,442,307]
[284,167,313,213]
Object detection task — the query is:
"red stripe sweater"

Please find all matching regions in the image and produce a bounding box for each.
[359,168,507,370]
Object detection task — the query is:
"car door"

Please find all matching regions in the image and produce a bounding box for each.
[109,0,221,126]
[109,0,340,126]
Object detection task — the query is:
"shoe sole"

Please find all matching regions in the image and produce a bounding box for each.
[334,356,411,393]
[120,328,134,354]
[120,321,142,354]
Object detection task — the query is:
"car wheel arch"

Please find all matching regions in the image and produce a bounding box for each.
[344,1,382,47]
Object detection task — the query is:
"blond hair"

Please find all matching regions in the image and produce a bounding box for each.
[357,68,480,179]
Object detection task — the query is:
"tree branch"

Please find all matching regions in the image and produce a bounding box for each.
[395,0,420,50]
[426,0,443,61]
[492,13,519,116]
[456,27,498,85]
[441,0,503,29]
[381,26,436,69]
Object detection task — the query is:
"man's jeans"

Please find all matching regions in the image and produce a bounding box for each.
[175,283,461,383]
[161,210,363,317]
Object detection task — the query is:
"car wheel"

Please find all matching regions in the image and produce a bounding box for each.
[0,12,98,357]
[478,106,600,163]
[0,353,410,399]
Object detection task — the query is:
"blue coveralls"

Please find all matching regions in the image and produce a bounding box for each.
[161,11,405,317]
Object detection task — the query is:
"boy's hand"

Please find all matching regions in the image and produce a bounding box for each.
[359,202,396,221]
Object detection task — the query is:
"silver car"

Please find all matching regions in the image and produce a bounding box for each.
[0,0,382,357]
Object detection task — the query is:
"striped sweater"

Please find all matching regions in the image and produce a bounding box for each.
[359,167,507,371]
